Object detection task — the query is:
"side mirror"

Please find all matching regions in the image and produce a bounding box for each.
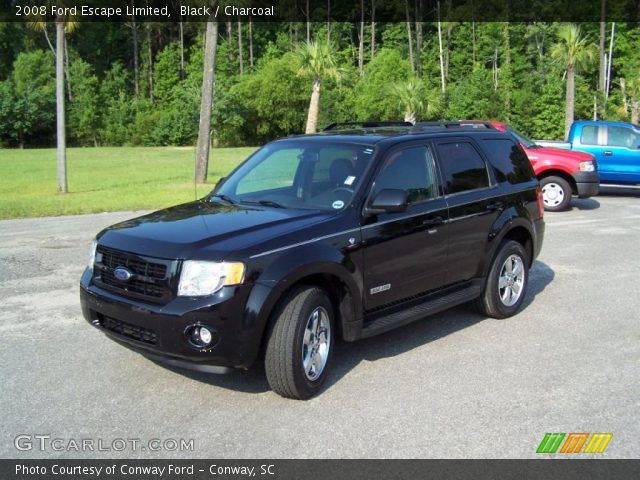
[369,189,408,213]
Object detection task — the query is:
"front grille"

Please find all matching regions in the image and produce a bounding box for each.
[94,246,175,303]
[99,315,157,345]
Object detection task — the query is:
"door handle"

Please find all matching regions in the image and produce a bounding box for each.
[603,150,613,156]
[487,200,504,211]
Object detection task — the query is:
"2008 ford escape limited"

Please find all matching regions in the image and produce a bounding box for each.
[81,121,545,399]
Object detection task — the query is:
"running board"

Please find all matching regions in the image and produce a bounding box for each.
[360,282,482,339]
[599,184,640,189]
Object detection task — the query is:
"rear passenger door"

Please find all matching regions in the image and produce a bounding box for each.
[434,138,502,286]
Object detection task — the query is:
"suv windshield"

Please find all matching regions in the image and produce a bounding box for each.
[506,126,537,148]
[213,141,375,211]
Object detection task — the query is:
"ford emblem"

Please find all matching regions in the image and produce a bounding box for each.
[113,266,133,282]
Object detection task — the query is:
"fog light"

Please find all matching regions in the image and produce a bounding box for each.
[199,327,212,345]
[187,325,217,349]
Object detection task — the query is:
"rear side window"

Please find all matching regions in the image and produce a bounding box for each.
[481,139,534,184]
[436,141,490,194]
[580,126,599,145]
[607,126,639,148]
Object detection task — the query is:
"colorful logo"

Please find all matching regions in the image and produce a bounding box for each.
[536,433,612,454]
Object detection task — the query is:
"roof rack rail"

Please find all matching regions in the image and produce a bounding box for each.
[323,121,413,131]
[410,120,497,133]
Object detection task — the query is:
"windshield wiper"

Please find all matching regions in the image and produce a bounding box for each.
[209,194,236,204]
[241,199,286,208]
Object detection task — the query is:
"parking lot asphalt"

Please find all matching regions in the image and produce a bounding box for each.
[1,193,639,459]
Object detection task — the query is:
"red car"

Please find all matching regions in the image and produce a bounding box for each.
[490,122,600,212]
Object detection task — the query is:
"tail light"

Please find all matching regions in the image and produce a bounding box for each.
[536,187,544,219]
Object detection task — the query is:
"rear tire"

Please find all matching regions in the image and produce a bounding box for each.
[265,286,334,399]
[476,240,529,319]
[540,176,572,212]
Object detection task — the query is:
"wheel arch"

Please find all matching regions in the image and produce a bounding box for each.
[482,214,536,277]
[538,169,578,195]
[245,250,363,365]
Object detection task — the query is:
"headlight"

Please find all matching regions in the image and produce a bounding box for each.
[178,261,245,297]
[579,161,595,172]
[88,239,97,271]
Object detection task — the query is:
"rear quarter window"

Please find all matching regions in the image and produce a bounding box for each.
[480,138,535,185]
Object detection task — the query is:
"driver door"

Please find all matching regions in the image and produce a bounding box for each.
[361,144,449,311]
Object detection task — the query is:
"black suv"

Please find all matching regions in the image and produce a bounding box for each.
[80,121,545,399]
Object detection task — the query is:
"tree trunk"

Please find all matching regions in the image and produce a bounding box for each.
[565,65,575,140]
[195,20,219,184]
[405,0,414,74]
[444,0,452,80]
[146,24,153,102]
[306,0,311,43]
[237,20,243,74]
[43,25,55,56]
[437,2,446,93]
[131,0,139,96]
[414,0,422,76]
[179,19,185,79]
[620,77,628,114]
[55,19,67,194]
[64,34,72,101]
[605,22,615,102]
[471,21,476,67]
[599,0,606,92]
[631,100,639,125]
[358,0,364,75]
[503,22,511,121]
[305,78,321,134]
[327,0,331,43]
[370,0,376,58]
[249,18,254,68]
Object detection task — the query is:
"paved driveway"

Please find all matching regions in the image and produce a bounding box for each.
[1,195,639,458]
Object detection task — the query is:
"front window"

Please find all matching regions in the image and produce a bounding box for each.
[214,141,375,211]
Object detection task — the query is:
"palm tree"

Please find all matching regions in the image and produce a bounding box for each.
[392,79,442,124]
[294,40,340,134]
[392,80,423,124]
[28,7,77,194]
[551,24,595,139]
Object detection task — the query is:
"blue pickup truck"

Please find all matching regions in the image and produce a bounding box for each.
[537,121,640,186]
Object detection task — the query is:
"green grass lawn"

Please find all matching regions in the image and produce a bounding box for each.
[0,146,256,219]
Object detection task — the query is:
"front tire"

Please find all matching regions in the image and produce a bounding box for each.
[476,240,529,319]
[265,286,334,399]
[540,176,572,212]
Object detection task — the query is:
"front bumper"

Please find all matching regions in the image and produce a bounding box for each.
[80,268,268,371]
[573,171,600,198]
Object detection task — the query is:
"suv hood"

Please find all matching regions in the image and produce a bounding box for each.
[97,199,334,259]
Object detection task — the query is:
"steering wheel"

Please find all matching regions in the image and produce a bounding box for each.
[332,187,354,195]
